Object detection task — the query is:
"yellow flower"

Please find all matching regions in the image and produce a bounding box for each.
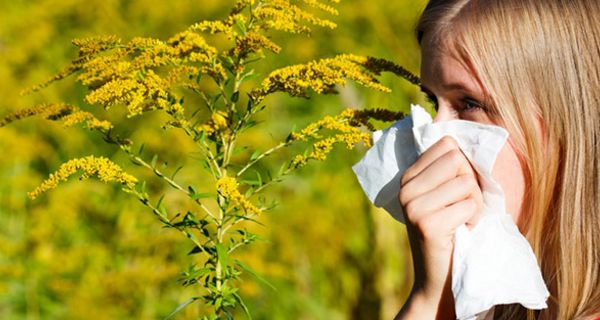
[167,30,217,63]
[0,103,70,127]
[197,111,229,136]
[76,49,130,86]
[252,54,391,101]
[189,20,232,34]
[0,103,113,132]
[216,176,261,215]
[60,110,113,131]
[290,108,372,168]
[28,156,138,200]
[71,35,121,57]
[255,0,337,34]
[231,32,281,59]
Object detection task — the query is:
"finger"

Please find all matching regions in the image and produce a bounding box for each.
[401,136,461,187]
[416,197,482,242]
[404,173,481,217]
[399,148,478,206]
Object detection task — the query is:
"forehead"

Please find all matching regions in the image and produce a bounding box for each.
[420,33,482,94]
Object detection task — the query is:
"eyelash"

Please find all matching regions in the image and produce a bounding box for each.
[425,94,484,113]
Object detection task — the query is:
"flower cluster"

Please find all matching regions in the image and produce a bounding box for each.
[28,156,138,200]
[290,108,372,168]
[230,32,281,59]
[0,103,112,132]
[216,176,261,215]
[60,110,113,131]
[254,0,338,34]
[252,54,392,101]
[348,108,407,131]
[72,35,122,57]
[196,111,229,137]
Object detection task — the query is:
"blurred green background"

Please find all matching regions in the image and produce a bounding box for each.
[0,0,430,319]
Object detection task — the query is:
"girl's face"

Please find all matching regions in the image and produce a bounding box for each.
[419,35,527,227]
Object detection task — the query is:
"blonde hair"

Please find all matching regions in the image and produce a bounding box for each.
[416,1,600,319]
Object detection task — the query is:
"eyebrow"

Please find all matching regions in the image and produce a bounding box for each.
[420,83,473,94]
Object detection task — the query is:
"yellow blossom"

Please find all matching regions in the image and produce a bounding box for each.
[60,110,113,131]
[197,111,229,136]
[255,0,337,34]
[28,156,138,200]
[167,30,217,63]
[189,20,232,34]
[290,108,372,168]
[72,35,121,57]
[75,49,129,85]
[302,0,339,16]
[216,176,261,215]
[348,108,407,131]
[0,104,70,126]
[231,32,281,59]
[129,37,173,69]
[252,54,391,101]
[0,103,113,132]
[85,78,144,112]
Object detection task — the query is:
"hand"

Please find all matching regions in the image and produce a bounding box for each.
[395,136,483,319]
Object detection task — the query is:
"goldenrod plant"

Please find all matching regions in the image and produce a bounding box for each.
[1,0,418,318]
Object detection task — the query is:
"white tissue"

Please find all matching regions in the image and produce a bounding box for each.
[352,104,549,320]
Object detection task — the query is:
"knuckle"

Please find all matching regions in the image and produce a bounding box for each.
[400,169,413,186]
[440,135,458,150]
[446,149,464,167]
[398,189,409,207]
[404,199,418,217]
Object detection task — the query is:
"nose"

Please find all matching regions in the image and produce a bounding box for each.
[432,103,454,123]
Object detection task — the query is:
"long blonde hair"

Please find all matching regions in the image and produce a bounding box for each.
[416,1,600,319]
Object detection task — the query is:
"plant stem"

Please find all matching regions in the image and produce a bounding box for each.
[120,143,217,220]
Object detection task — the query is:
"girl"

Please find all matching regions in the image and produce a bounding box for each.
[396,1,600,319]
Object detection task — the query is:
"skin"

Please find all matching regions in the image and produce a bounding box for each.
[394,34,531,320]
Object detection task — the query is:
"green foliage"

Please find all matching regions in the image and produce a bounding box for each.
[0,0,427,319]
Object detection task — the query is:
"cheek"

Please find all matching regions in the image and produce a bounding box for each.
[492,140,526,222]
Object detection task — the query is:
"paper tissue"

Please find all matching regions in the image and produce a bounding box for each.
[352,104,549,320]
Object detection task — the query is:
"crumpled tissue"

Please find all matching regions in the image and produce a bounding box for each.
[352,104,549,320]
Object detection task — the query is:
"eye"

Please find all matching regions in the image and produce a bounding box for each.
[459,97,485,113]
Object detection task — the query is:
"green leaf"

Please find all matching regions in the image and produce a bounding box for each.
[231,91,240,103]
[240,179,260,186]
[138,143,145,156]
[277,162,288,176]
[235,18,247,36]
[255,171,262,187]
[170,165,184,180]
[233,293,252,320]
[250,150,260,162]
[164,297,199,320]
[191,192,213,200]
[151,154,158,168]
[235,260,276,291]
[158,205,168,219]
[139,181,147,194]
[194,130,206,142]
[216,244,229,270]
[129,157,143,166]
[239,69,257,83]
